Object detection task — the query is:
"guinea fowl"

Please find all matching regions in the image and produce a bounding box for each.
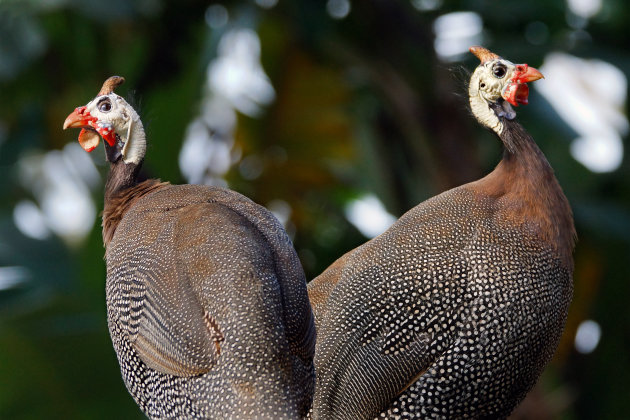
[63,76,316,419]
[308,46,576,419]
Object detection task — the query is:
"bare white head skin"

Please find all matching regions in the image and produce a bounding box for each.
[63,76,146,165]
[468,46,544,136]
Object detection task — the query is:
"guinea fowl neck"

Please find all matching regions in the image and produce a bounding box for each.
[494,120,561,196]
[474,118,576,269]
[105,159,141,201]
[102,158,167,247]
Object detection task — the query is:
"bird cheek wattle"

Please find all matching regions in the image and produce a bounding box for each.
[78,128,101,152]
[89,120,117,147]
[502,82,530,106]
[501,64,543,106]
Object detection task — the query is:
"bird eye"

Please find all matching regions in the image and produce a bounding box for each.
[493,64,507,78]
[98,99,112,113]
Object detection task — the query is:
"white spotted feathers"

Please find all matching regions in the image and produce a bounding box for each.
[308,47,574,419]
[65,78,316,419]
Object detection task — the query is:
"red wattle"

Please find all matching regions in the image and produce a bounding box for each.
[102,132,117,147]
[514,83,530,105]
[78,128,100,152]
[502,82,530,106]
[87,121,117,147]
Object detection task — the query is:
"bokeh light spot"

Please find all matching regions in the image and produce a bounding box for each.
[575,319,601,354]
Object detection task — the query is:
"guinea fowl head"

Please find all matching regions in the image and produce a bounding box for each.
[468,46,544,135]
[63,76,146,165]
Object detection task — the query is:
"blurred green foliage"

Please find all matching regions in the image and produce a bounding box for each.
[1,0,629,418]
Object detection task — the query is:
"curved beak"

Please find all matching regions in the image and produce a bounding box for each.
[63,106,102,152]
[512,64,544,83]
[63,106,95,130]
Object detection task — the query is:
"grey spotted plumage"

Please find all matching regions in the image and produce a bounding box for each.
[64,77,315,419]
[308,46,576,419]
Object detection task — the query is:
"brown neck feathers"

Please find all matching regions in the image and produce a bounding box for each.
[102,160,168,246]
[475,119,576,269]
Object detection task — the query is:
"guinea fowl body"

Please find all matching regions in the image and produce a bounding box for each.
[64,77,315,419]
[105,180,315,419]
[308,49,575,419]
